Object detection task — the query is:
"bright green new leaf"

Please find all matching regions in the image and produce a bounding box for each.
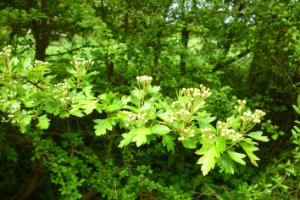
[227,150,246,165]
[94,118,114,136]
[248,131,269,142]
[69,104,84,117]
[132,127,151,147]
[82,99,98,115]
[239,141,260,166]
[216,137,226,153]
[182,138,197,149]
[119,131,136,148]
[66,66,77,75]
[197,146,218,176]
[150,124,170,135]
[162,135,175,151]
[21,115,33,126]
[148,86,161,94]
[196,116,216,128]
[37,114,50,130]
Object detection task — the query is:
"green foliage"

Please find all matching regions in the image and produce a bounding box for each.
[0,46,271,198]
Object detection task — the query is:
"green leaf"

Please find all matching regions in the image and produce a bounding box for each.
[44,99,61,115]
[69,104,84,117]
[162,135,175,152]
[196,116,216,128]
[105,101,122,112]
[227,150,246,165]
[119,131,136,148]
[132,127,151,147]
[196,146,218,176]
[219,154,235,174]
[239,141,260,166]
[66,66,76,75]
[148,86,161,94]
[216,137,226,153]
[21,115,33,126]
[150,124,170,135]
[37,114,50,130]
[94,118,115,136]
[82,99,98,114]
[182,138,197,149]
[293,105,300,115]
[248,131,269,142]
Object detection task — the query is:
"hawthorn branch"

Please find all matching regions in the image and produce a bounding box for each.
[46,45,99,57]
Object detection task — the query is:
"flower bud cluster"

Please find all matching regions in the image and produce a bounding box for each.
[71,57,94,71]
[136,75,153,89]
[53,82,71,105]
[235,99,247,113]
[10,102,21,113]
[217,120,243,142]
[240,109,265,124]
[122,110,148,127]
[180,85,212,100]
[0,45,12,58]
[34,60,50,67]
[200,128,216,139]
[179,85,211,112]
[178,127,196,141]
[1,101,21,123]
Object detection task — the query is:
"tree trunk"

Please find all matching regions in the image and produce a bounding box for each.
[31,0,51,61]
[153,29,162,73]
[179,25,189,74]
[106,61,114,82]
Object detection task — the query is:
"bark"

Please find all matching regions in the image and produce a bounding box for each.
[106,61,114,82]
[31,0,51,61]
[179,25,190,74]
[153,29,162,73]
[17,158,47,200]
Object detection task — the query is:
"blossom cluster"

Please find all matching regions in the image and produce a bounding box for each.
[0,45,12,58]
[34,60,50,68]
[179,85,212,111]
[236,99,246,113]
[200,127,216,139]
[70,57,94,71]
[53,82,71,105]
[180,85,212,100]
[122,110,148,127]
[136,75,153,89]
[240,109,265,124]
[217,120,243,141]
[178,127,196,141]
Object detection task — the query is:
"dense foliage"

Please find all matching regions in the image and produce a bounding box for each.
[0,0,300,199]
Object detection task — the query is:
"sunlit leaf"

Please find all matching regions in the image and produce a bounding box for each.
[182,138,197,149]
[239,141,260,166]
[150,124,170,135]
[196,146,218,176]
[227,150,246,165]
[37,114,50,130]
[162,135,175,152]
[94,118,115,136]
[248,131,269,142]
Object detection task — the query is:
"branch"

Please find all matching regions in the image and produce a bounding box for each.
[212,49,250,72]
[46,45,99,57]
